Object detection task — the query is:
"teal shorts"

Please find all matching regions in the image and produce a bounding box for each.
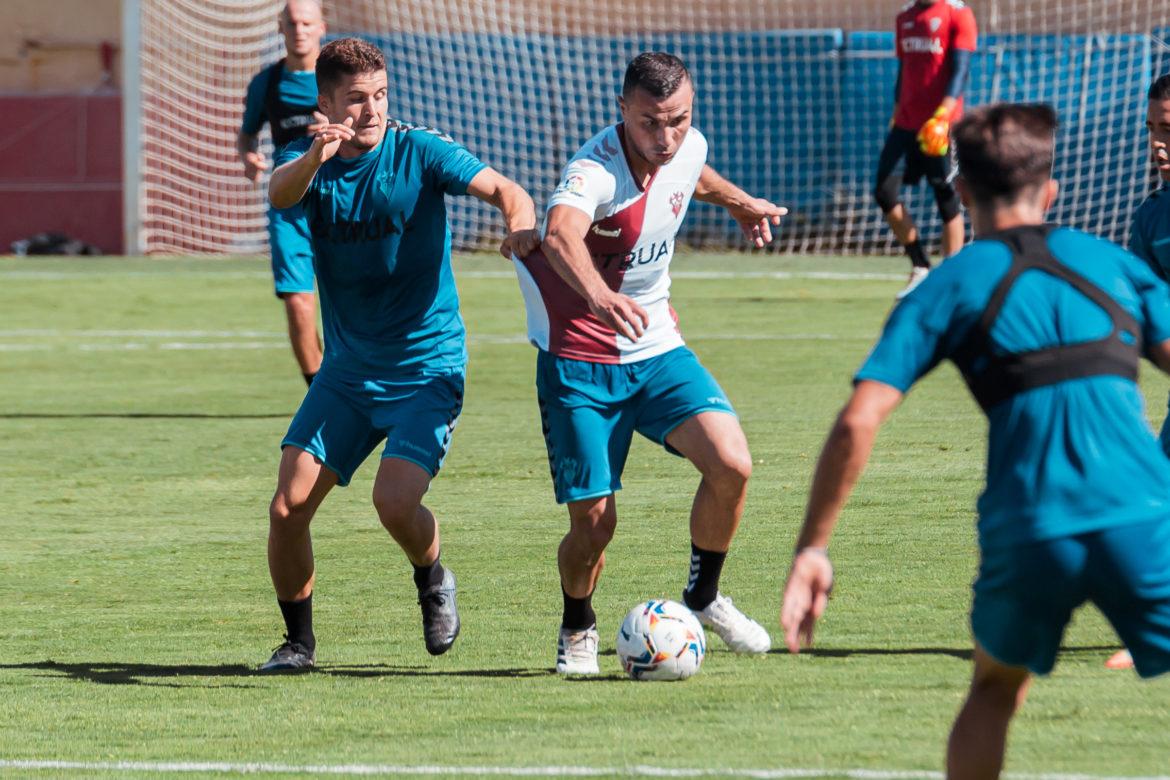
[282,366,464,485]
[972,518,1170,678]
[536,346,735,505]
[269,203,315,296]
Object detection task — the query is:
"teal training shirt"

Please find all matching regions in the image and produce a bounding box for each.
[274,122,487,377]
[241,66,318,141]
[856,226,1170,550]
[1130,185,1170,280]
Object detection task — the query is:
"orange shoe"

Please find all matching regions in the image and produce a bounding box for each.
[1104,649,1134,670]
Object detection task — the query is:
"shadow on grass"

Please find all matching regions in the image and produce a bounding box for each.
[0,413,289,420]
[789,645,1121,661]
[0,660,553,688]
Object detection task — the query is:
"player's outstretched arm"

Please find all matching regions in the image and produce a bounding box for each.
[780,380,903,653]
[542,205,648,341]
[694,165,788,248]
[237,131,268,183]
[465,168,539,259]
[269,117,355,209]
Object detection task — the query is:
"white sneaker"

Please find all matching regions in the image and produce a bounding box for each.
[896,266,930,300]
[693,593,771,654]
[556,625,600,674]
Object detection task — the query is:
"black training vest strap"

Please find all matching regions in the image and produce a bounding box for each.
[262,58,319,148]
[959,225,1142,412]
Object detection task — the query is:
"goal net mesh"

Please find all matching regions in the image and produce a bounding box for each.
[131,0,1170,255]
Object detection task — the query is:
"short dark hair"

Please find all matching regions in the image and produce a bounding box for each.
[317,37,385,94]
[622,52,691,99]
[1150,74,1170,101]
[954,103,1058,204]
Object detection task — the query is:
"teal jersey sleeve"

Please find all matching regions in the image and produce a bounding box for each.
[408,128,488,196]
[273,136,312,168]
[1124,248,1170,347]
[241,69,270,136]
[854,258,987,392]
[1129,209,1152,264]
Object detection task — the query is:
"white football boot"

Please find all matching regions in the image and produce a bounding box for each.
[555,625,600,674]
[693,593,771,654]
[896,265,930,300]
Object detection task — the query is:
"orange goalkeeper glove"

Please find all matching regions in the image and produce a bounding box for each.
[917,106,952,157]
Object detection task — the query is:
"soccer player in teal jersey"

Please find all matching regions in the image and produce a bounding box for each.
[782,104,1170,778]
[259,37,539,671]
[238,0,326,386]
[1108,73,1170,674]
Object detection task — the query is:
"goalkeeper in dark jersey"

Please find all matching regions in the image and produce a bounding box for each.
[237,0,326,386]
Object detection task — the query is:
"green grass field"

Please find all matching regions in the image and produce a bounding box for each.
[2,252,1169,778]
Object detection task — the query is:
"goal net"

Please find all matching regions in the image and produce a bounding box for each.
[124,0,1170,256]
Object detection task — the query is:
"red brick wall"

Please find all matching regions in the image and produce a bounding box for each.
[0,94,123,254]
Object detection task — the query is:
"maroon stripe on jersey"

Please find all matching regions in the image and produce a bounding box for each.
[521,190,651,363]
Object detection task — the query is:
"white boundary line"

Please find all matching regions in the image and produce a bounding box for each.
[0,270,903,282]
[0,760,1165,779]
[0,332,861,352]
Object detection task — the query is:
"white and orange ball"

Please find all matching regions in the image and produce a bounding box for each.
[616,599,706,681]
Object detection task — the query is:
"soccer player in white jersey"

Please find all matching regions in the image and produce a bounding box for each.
[513,52,788,674]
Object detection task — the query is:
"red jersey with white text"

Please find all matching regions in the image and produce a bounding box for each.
[894,0,978,131]
[514,124,707,364]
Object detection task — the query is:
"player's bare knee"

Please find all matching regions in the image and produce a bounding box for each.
[269,493,312,532]
[704,447,752,497]
[371,483,422,530]
[568,499,616,552]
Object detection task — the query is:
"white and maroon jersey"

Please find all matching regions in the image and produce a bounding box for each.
[514,123,707,364]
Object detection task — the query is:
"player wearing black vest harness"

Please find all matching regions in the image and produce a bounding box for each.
[237,0,326,386]
[782,104,1170,779]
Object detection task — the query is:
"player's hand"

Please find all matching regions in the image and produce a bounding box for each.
[587,288,649,341]
[728,198,788,248]
[242,151,269,182]
[780,547,834,653]
[917,107,951,157]
[306,111,330,136]
[312,116,356,163]
[499,228,541,260]
[1154,144,1170,175]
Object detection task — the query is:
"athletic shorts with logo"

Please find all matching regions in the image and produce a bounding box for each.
[282,366,464,485]
[269,203,315,296]
[536,346,734,504]
[972,517,1170,678]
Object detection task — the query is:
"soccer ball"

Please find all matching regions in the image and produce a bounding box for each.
[615,599,706,681]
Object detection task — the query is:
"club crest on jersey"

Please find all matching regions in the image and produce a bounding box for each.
[929,17,942,32]
[670,192,685,217]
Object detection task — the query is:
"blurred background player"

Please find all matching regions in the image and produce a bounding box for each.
[513,52,786,674]
[874,0,977,297]
[238,0,326,386]
[782,103,1170,779]
[1111,72,1170,672]
[260,38,539,671]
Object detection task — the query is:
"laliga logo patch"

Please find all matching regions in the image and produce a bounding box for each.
[556,173,587,197]
[670,192,685,217]
[930,17,942,32]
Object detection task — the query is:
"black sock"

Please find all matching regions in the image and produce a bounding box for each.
[561,588,597,631]
[413,554,444,591]
[905,240,932,269]
[303,372,316,387]
[683,543,727,611]
[277,593,315,652]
